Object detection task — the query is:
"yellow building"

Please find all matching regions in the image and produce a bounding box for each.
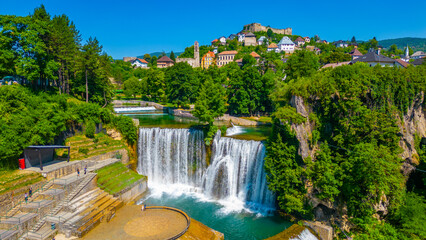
[201,51,216,69]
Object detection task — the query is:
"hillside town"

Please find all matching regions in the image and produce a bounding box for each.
[119,23,426,72]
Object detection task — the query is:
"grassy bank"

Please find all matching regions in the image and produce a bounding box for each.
[95,162,146,195]
[0,170,43,194]
[57,133,126,160]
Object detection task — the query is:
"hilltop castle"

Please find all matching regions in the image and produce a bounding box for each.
[243,23,292,35]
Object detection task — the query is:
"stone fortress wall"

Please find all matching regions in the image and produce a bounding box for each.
[243,23,292,35]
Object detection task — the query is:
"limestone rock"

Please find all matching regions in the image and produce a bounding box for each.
[398,92,425,168]
[289,96,315,159]
[107,128,122,140]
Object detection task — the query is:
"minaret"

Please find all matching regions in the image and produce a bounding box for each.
[405,45,409,59]
[194,41,200,67]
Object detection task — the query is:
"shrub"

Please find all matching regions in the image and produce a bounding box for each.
[79,147,89,155]
[85,120,96,138]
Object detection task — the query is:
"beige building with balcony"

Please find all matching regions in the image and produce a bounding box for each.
[217,51,238,67]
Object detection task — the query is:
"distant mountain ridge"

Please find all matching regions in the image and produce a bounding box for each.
[136,51,183,59]
[379,37,426,51]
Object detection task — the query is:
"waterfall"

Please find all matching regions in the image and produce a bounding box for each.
[138,127,275,213]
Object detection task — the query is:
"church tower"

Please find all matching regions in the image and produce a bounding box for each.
[194,41,200,67]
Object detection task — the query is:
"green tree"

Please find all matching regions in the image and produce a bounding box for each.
[264,125,306,215]
[267,28,274,39]
[123,76,141,98]
[285,50,319,80]
[193,76,227,125]
[242,54,256,68]
[144,68,166,102]
[151,56,157,67]
[392,192,426,239]
[81,37,102,102]
[307,143,342,202]
[351,36,356,43]
[143,53,152,64]
[165,62,198,106]
[169,51,175,62]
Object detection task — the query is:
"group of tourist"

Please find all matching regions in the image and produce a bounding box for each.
[76,166,88,177]
[24,187,32,203]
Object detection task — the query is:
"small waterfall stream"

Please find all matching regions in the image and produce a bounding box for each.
[138,127,275,213]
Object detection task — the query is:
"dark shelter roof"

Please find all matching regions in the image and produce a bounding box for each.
[27,145,70,149]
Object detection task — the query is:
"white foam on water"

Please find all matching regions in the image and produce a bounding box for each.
[290,229,319,240]
[114,106,157,113]
[226,123,246,136]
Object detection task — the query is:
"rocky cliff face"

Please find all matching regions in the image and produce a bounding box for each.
[288,93,426,233]
[289,95,316,159]
[398,92,426,174]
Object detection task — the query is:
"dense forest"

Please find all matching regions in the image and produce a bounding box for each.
[0,6,136,169]
[0,5,113,105]
[379,37,426,52]
[266,63,426,239]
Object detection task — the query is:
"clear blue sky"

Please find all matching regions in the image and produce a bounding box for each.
[1,0,425,59]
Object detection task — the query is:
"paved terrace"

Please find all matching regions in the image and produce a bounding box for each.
[82,205,190,240]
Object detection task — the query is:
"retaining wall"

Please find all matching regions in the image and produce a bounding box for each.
[114,178,147,203]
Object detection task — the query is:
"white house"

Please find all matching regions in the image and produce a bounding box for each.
[219,36,226,45]
[237,33,245,42]
[258,36,268,45]
[351,51,407,68]
[277,36,295,53]
[131,58,148,68]
[334,40,348,48]
[267,43,278,52]
[411,51,426,59]
[304,37,311,43]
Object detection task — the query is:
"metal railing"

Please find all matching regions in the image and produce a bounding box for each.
[23,228,57,240]
[0,211,36,224]
[0,225,18,240]
[4,179,54,217]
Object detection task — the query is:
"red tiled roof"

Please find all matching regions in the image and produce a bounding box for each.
[268,43,278,48]
[295,37,305,42]
[136,58,148,64]
[203,51,215,59]
[395,59,409,68]
[349,48,363,56]
[235,58,243,63]
[250,52,260,58]
[211,39,218,43]
[218,50,238,55]
[157,56,174,63]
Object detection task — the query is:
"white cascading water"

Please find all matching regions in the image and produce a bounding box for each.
[225,122,246,136]
[290,229,318,240]
[138,127,275,214]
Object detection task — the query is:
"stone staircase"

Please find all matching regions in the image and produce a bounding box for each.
[1,158,121,240]
[4,181,54,219]
[27,173,97,236]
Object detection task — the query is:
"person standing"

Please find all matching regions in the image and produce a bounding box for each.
[77,168,80,177]
[84,165,87,175]
[29,187,32,197]
[24,192,28,203]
